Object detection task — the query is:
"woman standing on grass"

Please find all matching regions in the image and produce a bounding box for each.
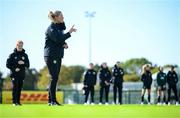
[140,64,152,105]
[156,66,167,105]
[6,40,30,106]
[44,10,76,106]
[167,66,179,105]
[99,62,111,105]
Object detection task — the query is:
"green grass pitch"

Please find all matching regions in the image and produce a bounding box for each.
[0,104,180,118]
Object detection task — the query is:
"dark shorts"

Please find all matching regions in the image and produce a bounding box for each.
[143,85,151,89]
[158,85,166,91]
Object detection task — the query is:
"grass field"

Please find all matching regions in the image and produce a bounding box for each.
[0,104,180,118]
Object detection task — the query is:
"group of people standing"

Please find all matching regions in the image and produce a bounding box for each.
[5,10,179,106]
[83,62,124,105]
[83,63,179,105]
[141,64,179,105]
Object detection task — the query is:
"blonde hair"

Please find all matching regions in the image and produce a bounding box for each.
[16,40,23,45]
[141,64,151,75]
[48,10,62,22]
[141,64,147,75]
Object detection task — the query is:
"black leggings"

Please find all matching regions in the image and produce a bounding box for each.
[12,77,24,104]
[44,57,62,103]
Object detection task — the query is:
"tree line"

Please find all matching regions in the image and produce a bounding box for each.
[0,58,178,90]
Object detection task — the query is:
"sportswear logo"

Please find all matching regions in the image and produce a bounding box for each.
[53,60,57,64]
[160,77,164,80]
[22,56,25,60]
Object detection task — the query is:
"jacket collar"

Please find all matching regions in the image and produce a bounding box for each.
[51,22,66,30]
[14,48,25,53]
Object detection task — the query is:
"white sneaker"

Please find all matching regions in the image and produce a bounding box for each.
[176,102,179,106]
[105,102,109,105]
[12,103,17,106]
[118,103,122,105]
[99,103,102,105]
[157,102,161,106]
[163,102,166,105]
[168,102,171,106]
[148,102,151,105]
[91,103,95,105]
[141,102,144,105]
[84,102,88,105]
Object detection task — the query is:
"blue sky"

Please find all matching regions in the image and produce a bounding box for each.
[0,0,180,76]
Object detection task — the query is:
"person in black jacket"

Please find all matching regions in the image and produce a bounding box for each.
[99,62,111,105]
[44,11,76,106]
[167,66,179,105]
[83,63,97,105]
[0,72,3,104]
[141,64,152,105]
[156,66,167,105]
[112,61,124,105]
[6,40,30,106]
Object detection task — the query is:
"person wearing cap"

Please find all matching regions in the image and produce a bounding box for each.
[140,64,152,105]
[83,63,97,105]
[156,66,167,105]
[112,61,124,105]
[44,10,77,106]
[167,66,179,105]
[99,62,111,105]
[6,40,30,106]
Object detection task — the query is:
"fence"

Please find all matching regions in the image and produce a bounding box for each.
[0,85,179,104]
[62,89,157,104]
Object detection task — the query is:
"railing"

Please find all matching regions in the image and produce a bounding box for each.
[62,89,154,104]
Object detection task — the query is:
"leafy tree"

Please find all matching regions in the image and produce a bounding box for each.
[37,66,49,90]
[124,74,139,82]
[58,65,73,85]
[2,75,12,90]
[93,64,101,72]
[38,65,85,89]
[23,68,39,90]
[68,65,85,83]
[2,69,40,90]
[122,58,152,75]
[164,64,178,68]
